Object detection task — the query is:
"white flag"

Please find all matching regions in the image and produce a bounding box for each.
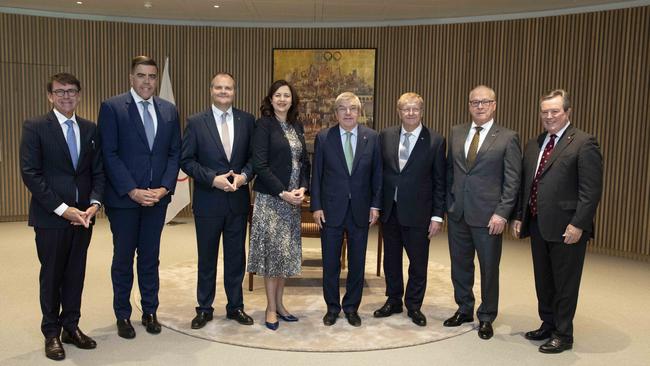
[160,57,191,224]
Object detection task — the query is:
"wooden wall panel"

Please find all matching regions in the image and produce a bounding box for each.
[0,6,648,260]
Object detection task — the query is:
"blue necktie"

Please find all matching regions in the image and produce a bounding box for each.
[141,101,155,149]
[64,120,78,169]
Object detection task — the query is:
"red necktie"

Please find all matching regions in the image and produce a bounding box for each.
[529,134,556,217]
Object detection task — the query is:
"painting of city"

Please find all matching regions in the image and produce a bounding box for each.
[273,48,376,149]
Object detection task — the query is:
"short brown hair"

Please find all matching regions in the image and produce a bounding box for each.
[540,89,572,111]
[210,72,236,88]
[130,55,157,73]
[47,73,81,93]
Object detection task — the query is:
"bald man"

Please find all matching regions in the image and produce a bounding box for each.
[444,85,521,339]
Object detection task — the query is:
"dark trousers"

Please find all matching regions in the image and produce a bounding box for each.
[529,218,587,342]
[35,225,92,337]
[194,214,247,314]
[447,216,502,322]
[381,204,430,310]
[106,205,166,319]
[321,207,369,314]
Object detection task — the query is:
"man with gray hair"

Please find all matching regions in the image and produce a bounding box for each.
[445,85,521,340]
[311,92,382,327]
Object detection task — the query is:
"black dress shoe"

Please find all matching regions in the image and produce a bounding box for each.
[407,309,427,326]
[226,309,254,325]
[61,328,97,349]
[539,337,573,354]
[191,312,213,329]
[323,312,339,326]
[116,319,136,339]
[525,327,553,341]
[373,302,403,318]
[443,311,474,327]
[478,321,494,340]
[345,311,362,327]
[45,337,65,361]
[141,314,162,334]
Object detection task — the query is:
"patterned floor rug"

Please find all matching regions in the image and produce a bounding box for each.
[150,247,475,352]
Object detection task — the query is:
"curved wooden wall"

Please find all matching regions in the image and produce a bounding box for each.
[0,6,648,260]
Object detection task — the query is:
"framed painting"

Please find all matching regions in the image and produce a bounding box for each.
[272,48,377,149]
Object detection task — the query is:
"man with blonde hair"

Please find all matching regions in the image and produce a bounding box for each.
[374,92,446,326]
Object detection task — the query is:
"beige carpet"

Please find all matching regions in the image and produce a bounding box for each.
[151,247,474,351]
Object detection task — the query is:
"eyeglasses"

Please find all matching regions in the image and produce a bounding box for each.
[399,107,422,114]
[540,110,563,117]
[336,106,360,114]
[51,89,79,97]
[469,100,495,108]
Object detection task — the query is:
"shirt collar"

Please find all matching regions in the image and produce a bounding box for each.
[130,88,154,105]
[401,123,422,138]
[339,125,358,136]
[52,108,77,125]
[549,121,571,140]
[211,104,233,118]
[471,119,494,132]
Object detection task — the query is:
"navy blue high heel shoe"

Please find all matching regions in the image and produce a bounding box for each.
[277,312,299,322]
[265,320,279,330]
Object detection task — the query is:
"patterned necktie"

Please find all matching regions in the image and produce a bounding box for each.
[344,131,354,174]
[529,134,557,217]
[141,101,155,149]
[220,112,231,161]
[64,120,78,169]
[466,126,483,168]
[399,132,412,171]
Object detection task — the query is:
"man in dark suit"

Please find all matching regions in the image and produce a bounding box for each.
[374,92,446,326]
[512,89,602,354]
[20,73,104,360]
[98,56,181,339]
[181,72,255,328]
[445,85,521,339]
[311,92,382,327]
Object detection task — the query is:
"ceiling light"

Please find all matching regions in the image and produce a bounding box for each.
[76,1,83,4]
[213,5,220,8]
[144,1,152,8]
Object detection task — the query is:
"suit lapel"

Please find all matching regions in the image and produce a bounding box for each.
[203,109,228,158]
[330,127,349,174]
[231,109,244,160]
[402,126,428,172]
[126,96,151,149]
[351,126,369,175]
[76,119,92,172]
[540,125,576,176]
[47,111,75,171]
[387,126,401,172]
[456,123,471,172]
[472,123,499,168]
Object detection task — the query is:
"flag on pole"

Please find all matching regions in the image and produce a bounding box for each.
[160,57,191,224]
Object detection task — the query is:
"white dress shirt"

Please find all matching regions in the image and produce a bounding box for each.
[130,88,158,134]
[52,109,100,216]
[339,125,358,153]
[464,119,494,158]
[212,104,235,150]
[535,122,571,174]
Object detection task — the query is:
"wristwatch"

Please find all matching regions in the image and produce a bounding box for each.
[92,202,102,209]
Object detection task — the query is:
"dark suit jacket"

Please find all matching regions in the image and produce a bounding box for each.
[20,111,104,228]
[447,122,522,226]
[180,107,255,217]
[515,124,603,241]
[251,116,310,196]
[98,92,181,208]
[310,124,382,228]
[380,125,446,227]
